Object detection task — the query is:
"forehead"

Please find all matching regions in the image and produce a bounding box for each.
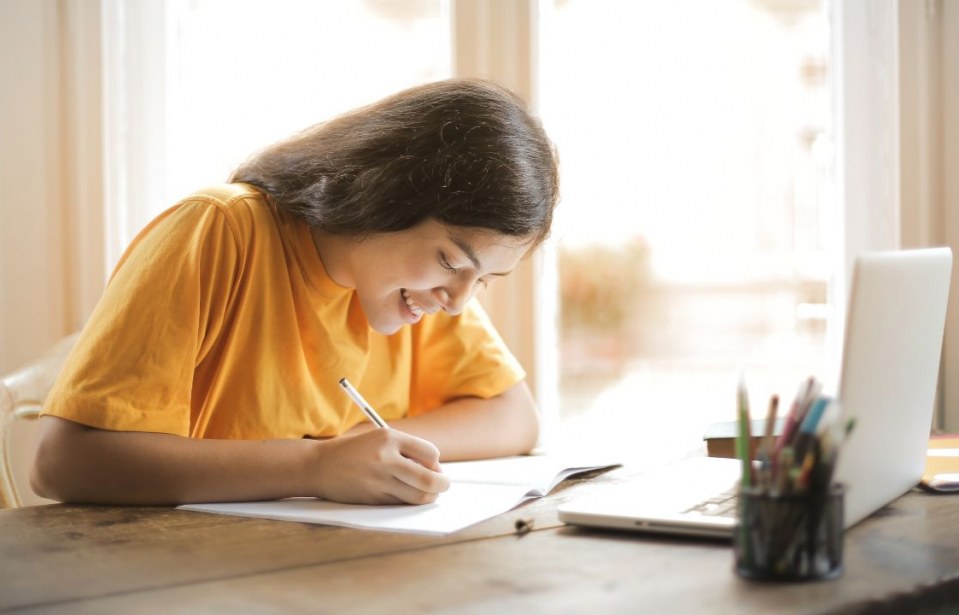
[448,225,528,251]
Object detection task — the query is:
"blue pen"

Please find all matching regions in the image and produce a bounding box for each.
[799,397,829,434]
[792,397,829,463]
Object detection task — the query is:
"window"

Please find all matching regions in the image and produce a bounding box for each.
[539,0,834,463]
[165,0,451,203]
[107,0,451,259]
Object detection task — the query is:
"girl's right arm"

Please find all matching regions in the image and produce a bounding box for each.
[30,416,449,506]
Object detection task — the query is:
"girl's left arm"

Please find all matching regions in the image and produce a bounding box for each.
[347,381,540,461]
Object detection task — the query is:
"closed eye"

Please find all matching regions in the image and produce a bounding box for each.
[439,252,459,274]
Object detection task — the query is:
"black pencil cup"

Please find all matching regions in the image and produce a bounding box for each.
[734,484,844,581]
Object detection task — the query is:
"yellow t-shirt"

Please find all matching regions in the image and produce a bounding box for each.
[43,184,525,439]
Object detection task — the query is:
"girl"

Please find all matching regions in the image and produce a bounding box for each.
[32,78,559,507]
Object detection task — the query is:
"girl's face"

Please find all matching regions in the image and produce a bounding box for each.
[315,220,530,335]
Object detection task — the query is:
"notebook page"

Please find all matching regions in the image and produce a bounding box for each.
[180,482,533,535]
[442,455,620,495]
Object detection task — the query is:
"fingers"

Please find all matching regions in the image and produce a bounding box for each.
[381,431,449,504]
[385,476,445,505]
[395,431,443,471]
[391,455,450,496]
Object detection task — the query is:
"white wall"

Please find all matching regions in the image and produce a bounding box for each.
[0,0,71,373]
[0,0,106,375]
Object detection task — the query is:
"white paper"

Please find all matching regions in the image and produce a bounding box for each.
[179,455,617,535]
[442,455,618,494]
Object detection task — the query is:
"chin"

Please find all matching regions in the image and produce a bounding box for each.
[369,319,404,336]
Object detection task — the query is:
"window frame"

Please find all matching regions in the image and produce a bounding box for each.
[833,0,958,428]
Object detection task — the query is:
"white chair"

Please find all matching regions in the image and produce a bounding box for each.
[0,334,78,508]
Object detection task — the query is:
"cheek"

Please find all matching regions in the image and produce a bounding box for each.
[363,264,426,294]
[397,262,446,290]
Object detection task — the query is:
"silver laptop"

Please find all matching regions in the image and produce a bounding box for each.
[558,248,953,538]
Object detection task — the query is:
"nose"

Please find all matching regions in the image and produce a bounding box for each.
[432,281,473,315]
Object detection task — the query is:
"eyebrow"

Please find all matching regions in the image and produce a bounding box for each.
[450,236,481,269]
[449,235,511,277]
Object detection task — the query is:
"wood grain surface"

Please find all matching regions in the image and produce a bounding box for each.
[3,468,959,614]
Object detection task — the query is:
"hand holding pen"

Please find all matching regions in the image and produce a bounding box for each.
[304,377,449,505]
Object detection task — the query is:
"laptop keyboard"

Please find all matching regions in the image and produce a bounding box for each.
[682,486,738,518]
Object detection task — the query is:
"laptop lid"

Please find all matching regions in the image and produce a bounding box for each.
[558,248,953,537]
[834,247,952,526]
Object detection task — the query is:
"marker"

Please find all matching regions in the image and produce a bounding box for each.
[338,377,389,429]
[754,394,779,490]
[775,378,812,457]
[758,394,780,462]
[736,375,753,488]
[776,447,795,493]
[796,449,817,490]
[819,417,856,486]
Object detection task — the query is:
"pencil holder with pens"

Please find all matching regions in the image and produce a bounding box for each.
[732,376,853,582]
[734,483,844,581]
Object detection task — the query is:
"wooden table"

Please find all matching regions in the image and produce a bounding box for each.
[4,466,959,614]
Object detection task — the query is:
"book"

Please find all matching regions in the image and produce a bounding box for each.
[178,455,619,535]
[702,417,785,459]
[920,434,959,493]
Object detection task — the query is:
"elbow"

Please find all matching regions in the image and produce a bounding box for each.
[508,383,541,455]
[30,443,60,502]
[30,460,57,502]
[519,408,541,454]
[500,382,540,455]
[30,417,80,502]
[31,432,66,502]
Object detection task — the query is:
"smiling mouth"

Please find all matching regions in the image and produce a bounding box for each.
[401,288,425,317]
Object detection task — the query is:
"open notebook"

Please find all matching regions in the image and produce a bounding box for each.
[180,455,618,535]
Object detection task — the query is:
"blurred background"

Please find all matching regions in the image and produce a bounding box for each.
[2,0,957,467]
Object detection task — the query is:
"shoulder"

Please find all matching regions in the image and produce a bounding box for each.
[120,184,273,265]
[182,183,265,207]
[175,183,270,219]
[166,183,275,239]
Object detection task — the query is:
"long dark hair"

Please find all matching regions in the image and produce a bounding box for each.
[230,79,559,245]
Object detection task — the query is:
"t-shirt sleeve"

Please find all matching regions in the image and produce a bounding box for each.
[42,199,241,436]
[408,299,526,415]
